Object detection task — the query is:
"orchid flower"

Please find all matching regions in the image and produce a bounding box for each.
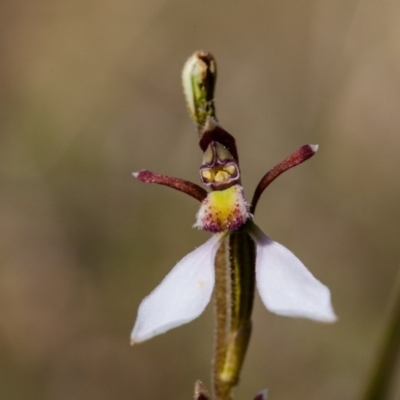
[131,51,336,400]
[131,117,336,344]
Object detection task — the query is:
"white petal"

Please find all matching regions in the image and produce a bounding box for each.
[249,224,337,322]
[131,234,223,344]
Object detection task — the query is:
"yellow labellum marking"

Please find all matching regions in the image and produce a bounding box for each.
[215,171,230,182]
[224,165,236,175]
[202,170,213,180]
[195,185,250,232]
[202,164,238,185]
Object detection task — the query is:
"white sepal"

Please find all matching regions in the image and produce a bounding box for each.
[131,234,223,344]
[249,224,337,323]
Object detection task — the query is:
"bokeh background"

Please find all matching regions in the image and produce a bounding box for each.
[1,1,400,399]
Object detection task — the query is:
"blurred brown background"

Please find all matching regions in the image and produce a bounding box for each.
[1,1,400,399]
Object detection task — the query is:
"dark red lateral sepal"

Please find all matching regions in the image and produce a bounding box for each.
[134,170,207,202]
[250,144,318,213]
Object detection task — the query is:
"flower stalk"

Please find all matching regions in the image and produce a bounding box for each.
[213,228,256,400]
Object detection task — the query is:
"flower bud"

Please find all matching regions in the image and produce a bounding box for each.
[182,51,217,132]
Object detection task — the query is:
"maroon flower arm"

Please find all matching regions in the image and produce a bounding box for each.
[250,144,318,214]
[133,170,207,202]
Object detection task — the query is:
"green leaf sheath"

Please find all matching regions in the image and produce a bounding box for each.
[213,228,256,400]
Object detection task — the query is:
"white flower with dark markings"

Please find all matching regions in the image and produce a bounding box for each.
[131,117,336,344]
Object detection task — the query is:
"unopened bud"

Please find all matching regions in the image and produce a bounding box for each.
[182,51,217,133]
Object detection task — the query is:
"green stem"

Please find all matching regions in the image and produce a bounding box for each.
[362,270,400,400]
[213,238,231,400]
[213,228,256,400]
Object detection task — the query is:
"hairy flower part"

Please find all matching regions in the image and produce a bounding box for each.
[195,185,251,232]
[131,116,336,347]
